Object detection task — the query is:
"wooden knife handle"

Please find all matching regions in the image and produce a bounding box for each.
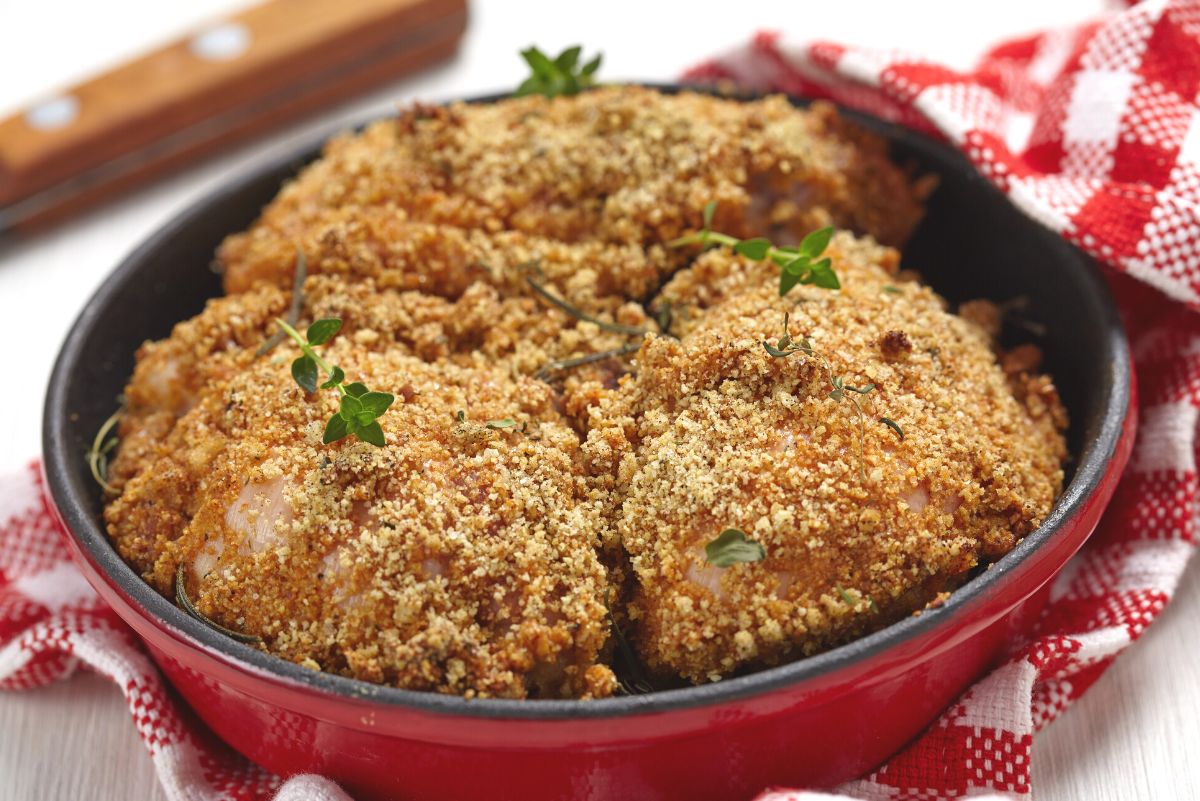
[0,0,467,235]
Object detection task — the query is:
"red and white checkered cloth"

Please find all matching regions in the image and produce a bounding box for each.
[4,2,1200,798]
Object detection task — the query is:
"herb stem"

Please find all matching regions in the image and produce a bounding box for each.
[175,564,261,644]
[534,342,642,380]
[87,408,123,496]
[669,202,838,295]
[525,277,650,337]
[666,230,740,250]
[276,318,344,394]
[607,591,654,695]
[257,249,308,356]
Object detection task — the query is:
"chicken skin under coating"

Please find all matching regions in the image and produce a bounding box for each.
[106,277,619,699]
[582,233,1067,684]
[217,87,929,309]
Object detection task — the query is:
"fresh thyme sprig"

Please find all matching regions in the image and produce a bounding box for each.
[515,45,602,98]
[175,564,261,644]
[276,318,394,446]
[669,201,839,296]
[87,408,123,496]
[705,528,766,567]
[523,270,659,379]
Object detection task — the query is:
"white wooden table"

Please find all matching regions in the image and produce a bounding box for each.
[2,1,1196,798]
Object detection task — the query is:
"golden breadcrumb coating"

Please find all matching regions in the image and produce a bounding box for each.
[217,88,928,307]
[102,87,1063,698]
[110,273,656,472]
[107,278,617,699]
[582,233,1067,683]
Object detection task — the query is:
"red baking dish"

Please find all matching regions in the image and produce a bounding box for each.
[42,87,1136,801]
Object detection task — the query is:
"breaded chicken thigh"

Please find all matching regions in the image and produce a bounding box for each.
[583,233,1066,683]
[106,277,618,698]
[218,88,929,308]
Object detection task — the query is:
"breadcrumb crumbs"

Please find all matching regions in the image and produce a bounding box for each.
[104,87,1062,698]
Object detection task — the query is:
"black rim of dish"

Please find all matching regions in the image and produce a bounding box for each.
[43,84,1133,721]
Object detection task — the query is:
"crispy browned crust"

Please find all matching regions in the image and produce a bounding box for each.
[104,87,1062,698]
[217,88,929,305]
[106,279,618,699]
[582,235,1066,683]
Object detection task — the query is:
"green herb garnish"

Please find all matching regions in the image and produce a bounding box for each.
[534,343,643,381]
[515,45,602,98]
[175,564,261,644]
[526,276,649,337]
[454,410,530,434]
[669,202,838,296]
[705,528,767,567]
[87,407,123,496]
[523,272,654,378]
[835,587,879,613]
[277,318,394,446]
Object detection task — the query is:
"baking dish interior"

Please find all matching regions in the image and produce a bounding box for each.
[42,87,1130,719]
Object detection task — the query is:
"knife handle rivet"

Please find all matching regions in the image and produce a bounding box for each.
[190,22,251,62]
[25,95,80,131]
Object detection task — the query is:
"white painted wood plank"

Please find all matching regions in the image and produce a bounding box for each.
[4,2,1196,799]
[0,673,168,801]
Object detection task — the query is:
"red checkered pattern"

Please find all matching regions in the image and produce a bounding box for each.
[3,3,1200,799]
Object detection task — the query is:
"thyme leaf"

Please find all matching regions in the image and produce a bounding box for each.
[705,528,766,567]
[454,411,530,435]
[276,318,394,447]
[669,203,839,296]
[879,417,905,440]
